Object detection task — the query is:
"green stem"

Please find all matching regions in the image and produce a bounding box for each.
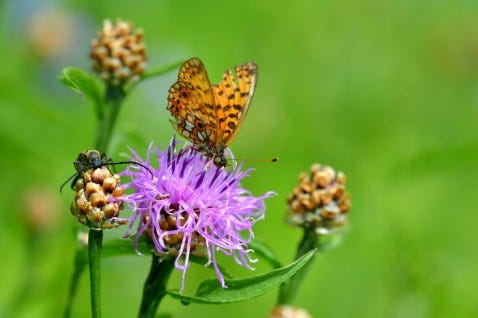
[138,255,175,318]
[95,85,126,152]
[89,86,124,317]
[64,84,126,317]
[277,228,319,305]
[89,229,103,318]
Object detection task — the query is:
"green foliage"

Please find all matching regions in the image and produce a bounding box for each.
[100,238,235,278]
[167,250,315,304]
[58,67,104,117]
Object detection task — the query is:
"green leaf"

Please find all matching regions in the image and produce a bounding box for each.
[58,67,103,117]
[101,237,152,258]
[77,236,152,260]
[99,239,228,278]
[249,239,282,269]
[167,249,316,304]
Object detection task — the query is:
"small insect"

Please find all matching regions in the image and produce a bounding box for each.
[167,57,257,167]
[60,150,151,193]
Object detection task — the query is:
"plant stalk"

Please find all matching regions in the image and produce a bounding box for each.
[64,84,125,317]
[138,255,175,318]
[95,85,125,153]
[88,229,103,318]
[277,228,319,305]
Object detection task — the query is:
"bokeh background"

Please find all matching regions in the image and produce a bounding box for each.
[1,0,478,317]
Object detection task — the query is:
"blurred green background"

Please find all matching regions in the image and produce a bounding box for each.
[1,0,478,317]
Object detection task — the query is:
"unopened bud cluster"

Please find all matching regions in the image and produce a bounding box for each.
[71,166,126,229]
[90,19,146,86]
[287,163,351,234]
[144,204,206,257]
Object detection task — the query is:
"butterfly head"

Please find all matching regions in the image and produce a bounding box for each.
[213,154,228,167]
[194,143,227,167]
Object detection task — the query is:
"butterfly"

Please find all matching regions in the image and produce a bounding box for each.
[167,57,258,167]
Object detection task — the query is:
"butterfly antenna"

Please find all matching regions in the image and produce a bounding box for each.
[227,157,279,163]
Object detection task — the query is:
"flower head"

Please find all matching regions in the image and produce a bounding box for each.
[70,164,126,229]
[90,19,146,86]
[286,163,351,234]
[121,138,275,290]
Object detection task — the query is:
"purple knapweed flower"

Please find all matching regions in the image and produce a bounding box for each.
[120,137,275,290]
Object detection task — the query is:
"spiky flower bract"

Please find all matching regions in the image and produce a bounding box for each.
[120,137,275,290]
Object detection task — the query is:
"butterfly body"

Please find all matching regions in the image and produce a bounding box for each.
[167,57,257,167]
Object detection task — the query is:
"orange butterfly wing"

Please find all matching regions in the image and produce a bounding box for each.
[167,57,218,146]
[167,58,258,166]
[211,62,257,147]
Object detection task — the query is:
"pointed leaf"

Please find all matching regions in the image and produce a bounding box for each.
[167,249,316,304]
[58,67,103,116]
